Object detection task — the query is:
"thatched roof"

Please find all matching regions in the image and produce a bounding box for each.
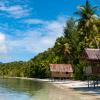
[82,48,100,61]
[49,64,73,72]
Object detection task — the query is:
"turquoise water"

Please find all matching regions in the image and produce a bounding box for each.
[0,78,49,100]
[0,78,81,100]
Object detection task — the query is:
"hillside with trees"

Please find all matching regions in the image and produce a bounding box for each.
[0,1,100,79]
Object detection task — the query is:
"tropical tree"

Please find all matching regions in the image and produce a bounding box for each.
[76,0,99,48]
[64,18,79,54]
[54,37,71,63]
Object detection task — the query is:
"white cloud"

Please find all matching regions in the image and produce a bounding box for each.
[0,4,30,18]
[17,16,66,54]
[0,32,7,54]
[0,32,6,42]
[23,19,47,25]
[0,16,66,62]
[0,45,7,53]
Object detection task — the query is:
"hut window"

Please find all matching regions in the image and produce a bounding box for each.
[66,72,68,74]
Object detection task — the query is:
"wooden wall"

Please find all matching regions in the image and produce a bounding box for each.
[51,72,73,78]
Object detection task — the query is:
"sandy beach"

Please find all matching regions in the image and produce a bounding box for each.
[51,80,100,100]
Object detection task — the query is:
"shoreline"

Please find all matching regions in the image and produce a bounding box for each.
[1,77,100,100]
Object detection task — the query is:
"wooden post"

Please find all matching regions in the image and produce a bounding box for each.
[88,76,90,88]
[96,76,98,87]
[93,80,95,88]
[97,79,98,87]
[90,78,92,88]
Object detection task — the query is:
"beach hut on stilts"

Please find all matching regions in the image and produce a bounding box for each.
[82,48,100,88]
[49,64,73,80]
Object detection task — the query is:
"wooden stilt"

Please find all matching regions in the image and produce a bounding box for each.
[96,77,98,87]
[97,80,98,87]
[88,76,89,88]
[93,80,95,88]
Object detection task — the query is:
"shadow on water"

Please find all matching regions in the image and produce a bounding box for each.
[73,86,100,95]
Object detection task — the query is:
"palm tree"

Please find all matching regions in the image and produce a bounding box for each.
[55,37,70,54]
[54,37,71,63]
[76,0,99,48]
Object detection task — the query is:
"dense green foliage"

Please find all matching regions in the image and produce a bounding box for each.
[0,1,100,79]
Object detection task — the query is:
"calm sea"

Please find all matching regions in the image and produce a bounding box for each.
[0,78,81,100]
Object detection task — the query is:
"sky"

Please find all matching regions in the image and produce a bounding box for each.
[0,0,100,62]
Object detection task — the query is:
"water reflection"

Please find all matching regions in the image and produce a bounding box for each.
[0,78,44,96]
[0,78,82,100]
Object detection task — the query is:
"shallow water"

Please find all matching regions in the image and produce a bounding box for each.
[0,78,82,100]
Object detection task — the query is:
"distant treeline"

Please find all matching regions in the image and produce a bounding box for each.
[0,1,100,79]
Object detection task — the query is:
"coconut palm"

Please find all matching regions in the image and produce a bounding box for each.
[53,37,72,63]
[54,37,70,55]
[76,0,99,48]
